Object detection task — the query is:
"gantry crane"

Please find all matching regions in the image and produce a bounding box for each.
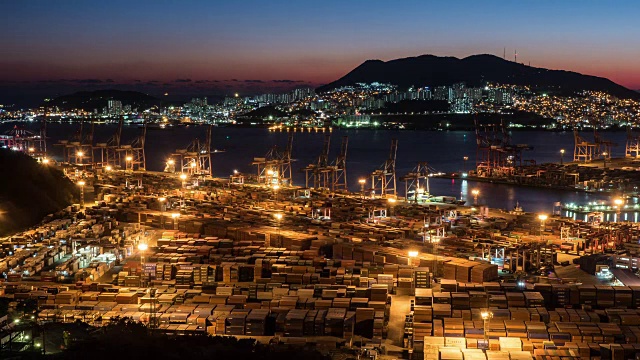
[253,132,294,186]
[400,162,430,203]
[55,121,88,165]
[330,136,349,192]
[117,122,146,171]
[95,116,123,169]
[573,129,597,163]
[170,124,214,177]
[626,126,640,159]
[0,121,47,160]
[593,127,616,159]
[303,134,331,189]
[370,139,398,198]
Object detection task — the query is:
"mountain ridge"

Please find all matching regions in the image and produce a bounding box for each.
[316,54,639,99]
[44,89,162,111]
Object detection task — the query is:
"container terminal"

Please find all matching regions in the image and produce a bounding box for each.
[3,121,640,359]
[432,124,640,201]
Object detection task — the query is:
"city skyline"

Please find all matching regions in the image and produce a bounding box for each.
[2,0,640,106]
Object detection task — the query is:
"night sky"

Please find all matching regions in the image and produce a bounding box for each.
[2,0,640,106]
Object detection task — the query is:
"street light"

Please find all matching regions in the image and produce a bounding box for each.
[602,152,608,169]
[408,250,419,266]
[274,213,283,240]
[614,198,624,222]
[463,156,469,173]
[560,149,565,165]
[159,197,166,229]
[387,197,397,217]
[76,151,84,165]
[171,213,180,230]
[77,180,86,206]
[42,158,50,164]
[105,165,112,171]
[359,179,366,199]
[538,214,548,239]
[481,311,493,345]
[126,156,133,171]
[138,243,148,287]
[472,189,480,205]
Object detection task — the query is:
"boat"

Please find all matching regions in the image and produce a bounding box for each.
[509,201,525,215]
[140,123,172,130]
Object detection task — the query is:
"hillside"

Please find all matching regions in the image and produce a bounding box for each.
[317,54,639,99]
[0,150,78,235]
[44,89,161,111]
[237,106,288,119]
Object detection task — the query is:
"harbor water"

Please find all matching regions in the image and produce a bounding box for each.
[1,122,624,213]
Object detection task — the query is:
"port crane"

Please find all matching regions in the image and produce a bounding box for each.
[94,116,124,169]
[329,136,349,192]
[370,139,398,198]
[625,126,640,159]
[253,132,294,186]
[0,121,47,160]
[170,124,214,177]
[303,134,331,189]
[400,162,430,203]
[573,128,597,163]
[117,122,146,171]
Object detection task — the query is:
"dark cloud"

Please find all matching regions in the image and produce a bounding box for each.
[148,80,160,83]
[230,79,239,82]
[75,79,103,84]
[244,79,264,83]
[134,79,141,82]
[174,78,192,83]
[271,79,304,83]
[105,79,114,83]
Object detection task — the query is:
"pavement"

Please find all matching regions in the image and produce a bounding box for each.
[387,294,411,348]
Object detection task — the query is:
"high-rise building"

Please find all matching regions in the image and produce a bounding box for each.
[108,100,122,115]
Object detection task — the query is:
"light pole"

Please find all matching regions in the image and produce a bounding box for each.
[105,165,112,172]
[472,189,480,205]
[432,238,440,279]
[614,198,623,223]
[76,151,84,165]
[171,213,180,230]
[273,184,280,202]
[560,149,565,165]
[166,159,175,173]
[138,243,148,287]
[602,152,608,169]
[126,156,133,171]
[538,214,548,240]
[77,180,86,207]
[158,197,166,229]
[274,213,283,242]
[408,250,419,267]
[359,178,366,199]
[481,311,493,346]
[42,158,50,165]
[179,173,187,208]
[463,156,469,173]
[387,197,396,217]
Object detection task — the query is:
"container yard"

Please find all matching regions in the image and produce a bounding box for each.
[3,132,640,359]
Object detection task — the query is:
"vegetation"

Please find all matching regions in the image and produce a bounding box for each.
[50,319,329,360]
[0,149,78,235]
